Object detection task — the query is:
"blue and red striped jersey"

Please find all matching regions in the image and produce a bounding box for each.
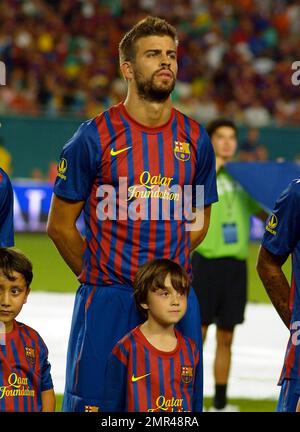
[0,320,53,412]
[261,179,300,383]
[102,326,202,412]
[54,102,218,286]
[0,168,14,247]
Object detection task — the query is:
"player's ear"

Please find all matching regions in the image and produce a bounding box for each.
[140,302,149,311]
[120,61,133,81]
[23,288,31,304]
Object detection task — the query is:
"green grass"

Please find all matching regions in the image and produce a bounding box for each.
[54,394,276,412]
[15,233,78,293]
[14,233,291,303]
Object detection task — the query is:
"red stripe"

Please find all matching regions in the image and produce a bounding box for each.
[135,342,148,411]
[109,116,130,285]
[127,339,135,412]
[145,134,161,263]
[112,344,127,366]
[85,286,96,312]
[95,114,115,284]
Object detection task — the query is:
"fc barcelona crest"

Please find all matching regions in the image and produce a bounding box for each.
[25,346,36,366]
[174,141,190,162]
[181,366,194,384]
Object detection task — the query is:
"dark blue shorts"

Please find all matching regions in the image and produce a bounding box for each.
[62,283,203,412]
[277,379,300,412]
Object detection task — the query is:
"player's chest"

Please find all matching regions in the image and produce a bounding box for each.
[0,344,40,390]
[99,132,197,188]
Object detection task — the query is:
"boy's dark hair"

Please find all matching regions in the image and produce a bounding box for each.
[0,248,33,288]
[206,119,237,138]
[119,16,178,64]
[133,259,190,318]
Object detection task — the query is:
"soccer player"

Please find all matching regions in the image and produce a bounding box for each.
[47,16,218,412]
[102,259,201,412]
[257,179,300,412]
[0,248,55,412]
[0,168,14,247]
[191,119,266,411]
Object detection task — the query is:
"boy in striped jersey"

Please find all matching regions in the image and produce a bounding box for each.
[0,248,55,412]
[102,259,201,412]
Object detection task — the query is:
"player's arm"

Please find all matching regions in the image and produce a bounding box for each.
[41,388,56,412]
[256,245,291,328]
[190,205,211,251]
[47,194,85,276]
[296,397,300,412]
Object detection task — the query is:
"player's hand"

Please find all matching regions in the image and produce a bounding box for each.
[296,397,300,412]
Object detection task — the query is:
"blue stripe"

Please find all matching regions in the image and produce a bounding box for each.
[119,114,135,280]
[17,331,28,412]
[158,357,164,406]
[183,337,195,407]
[129,334,140,411]
[10,339,22,412]
[179,349,187,409]
[169,357,177,400]
[104,111,119,279]
[171,114,181,262]
[154,132,165,257]
[144,347,152,410]
[137,132,151,268]
[20,326,36,412]
[118,342,129,359]
[179,115,193,263]
[93,122,104,286]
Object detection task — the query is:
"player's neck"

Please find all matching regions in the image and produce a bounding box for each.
[123,92,173,128]
[140,320,177,352]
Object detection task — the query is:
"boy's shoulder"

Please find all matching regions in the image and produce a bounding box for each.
[15,320,47,347]
[176,329,198,353]
[111,326,145,359]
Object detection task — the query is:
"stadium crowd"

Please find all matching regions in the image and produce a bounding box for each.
[0,0,300,125]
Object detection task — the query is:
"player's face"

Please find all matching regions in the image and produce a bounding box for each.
[143,274,187,327]
[0,271,29,333]
[211,126,237,161]
[131,35,178,102]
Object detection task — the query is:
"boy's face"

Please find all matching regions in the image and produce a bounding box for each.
[0,271,29,333]
[141,273,187,327]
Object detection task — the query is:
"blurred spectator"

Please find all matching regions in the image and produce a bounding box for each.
[0,137,12,174]
[238,127,269,161]
[0,0,299,125]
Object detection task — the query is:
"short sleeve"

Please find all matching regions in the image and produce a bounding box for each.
[54,119,101,201]
[192,126,218,208]
[39,338,53,392]
[102,348,127,412]
[0,169,14,247]
[261,180,300,256]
